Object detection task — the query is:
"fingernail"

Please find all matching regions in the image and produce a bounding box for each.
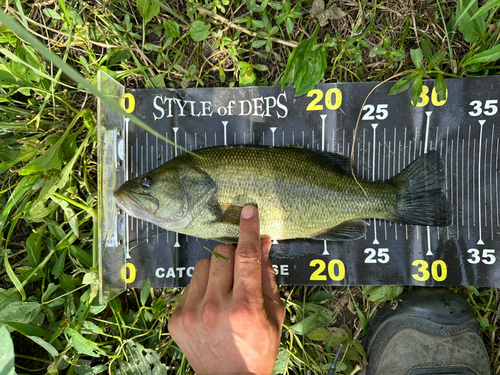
[241,205,255,219]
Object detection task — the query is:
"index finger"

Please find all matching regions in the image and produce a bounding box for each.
[232,205,263,305]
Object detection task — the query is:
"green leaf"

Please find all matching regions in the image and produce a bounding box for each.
[2,321,50,341]
[140,279,151,306]
[52,250,66,279]
[428,51,446,69]
[3,251,26,301]
[456,0,487,43]
[420,39,433,62]
[113,340,168,374]
[26,230,43,267]
[469,0,500,21]
[463,43,500,65]
[324,327,349,348]
[410,48,423,70]
[83,272,99,286]
[136,0,160,24]
[50,195,80,237]
[7,44,47,84]
[65,327,106,358]
[189,20,211,42]
[164,19,180,38]
[307,290,334,303]
[389,73,417,95]
[272,347,289,375]
[307,326,331,341]
[0,301,41,324]
[17,119,75,175]
[411,73,423,106]
[74,361,108,375]
[290,305,333,335]
[0,324,15,375]
[282,25,327,97]
[42,283,60,303]
[42,8,62,19]
[27,335,59,357]
[252,19,265,28]
[362,285,404,303]
[435,73,447,103]
[238,62,258,87]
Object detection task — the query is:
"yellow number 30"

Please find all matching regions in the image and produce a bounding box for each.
[411,260,447,282]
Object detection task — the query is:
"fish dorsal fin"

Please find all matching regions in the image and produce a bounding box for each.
[296,148,355,176]
[311,220,367,241]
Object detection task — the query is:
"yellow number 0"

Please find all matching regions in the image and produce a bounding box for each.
[121,263,137,283]
[325,88,342,110]
[120,93,136,113]
[328,259,345,281]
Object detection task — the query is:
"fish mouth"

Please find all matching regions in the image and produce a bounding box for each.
[113,190,159,215]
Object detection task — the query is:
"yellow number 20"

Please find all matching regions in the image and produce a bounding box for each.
[309,259,345,281]
[306,88,342,111]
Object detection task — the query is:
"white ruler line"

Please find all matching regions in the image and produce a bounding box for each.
[467,126,471,238]
[145,132,148,172]
[490,130,494,238]
[372,123,379,245]
[424,112,432,255]
[424,111,431,153]
[496,137,499,227]
[271,127,277,146]
[403,127,407,167]
[383,127,386,180]
[321,114,327,151]
[461,139,465,227]
[150,145,153,173]
[140,145,144,175]
[473,139,476,228]
[223,121,228,145]
[130,145,134,176]
[477,120,485,245]
[173,127,179,156]
[155,135,159,169]
[484,138,488,229]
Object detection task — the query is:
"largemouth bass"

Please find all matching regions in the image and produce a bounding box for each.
[114,145,450,242]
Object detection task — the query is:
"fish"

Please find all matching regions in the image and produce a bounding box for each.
[113,145,451,242]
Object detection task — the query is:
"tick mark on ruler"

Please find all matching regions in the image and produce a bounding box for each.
[477,120,485,245]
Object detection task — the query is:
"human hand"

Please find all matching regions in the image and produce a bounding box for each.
[169,205,285,375]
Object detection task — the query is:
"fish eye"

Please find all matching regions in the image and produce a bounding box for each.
[140,177,152,189]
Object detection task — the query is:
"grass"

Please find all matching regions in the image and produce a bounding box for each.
[0,0,499,374]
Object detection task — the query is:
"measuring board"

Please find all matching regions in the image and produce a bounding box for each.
[97,72,500,299]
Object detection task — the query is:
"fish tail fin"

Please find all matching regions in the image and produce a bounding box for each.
[391,150,451,226]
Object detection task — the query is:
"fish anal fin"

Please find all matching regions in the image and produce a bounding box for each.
[312,220,367,241]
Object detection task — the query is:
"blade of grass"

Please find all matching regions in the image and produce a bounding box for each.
[0,9,187,153]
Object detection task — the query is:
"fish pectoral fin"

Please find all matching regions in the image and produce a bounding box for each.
[312,220,367,241]
[212,203,244,226]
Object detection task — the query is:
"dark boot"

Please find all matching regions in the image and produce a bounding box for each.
[363,288,491,375]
